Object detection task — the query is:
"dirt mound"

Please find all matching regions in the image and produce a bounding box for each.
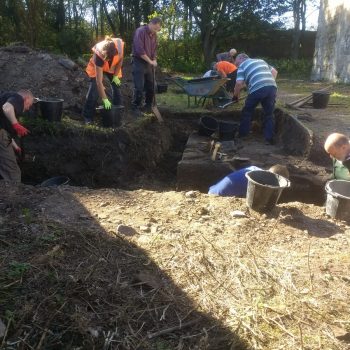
[0,44,88,112]
[0,43,169,115]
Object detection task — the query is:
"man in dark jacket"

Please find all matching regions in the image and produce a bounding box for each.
[131,17,162,113]
[0,90,33,182]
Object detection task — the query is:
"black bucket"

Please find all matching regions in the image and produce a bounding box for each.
[325,180,350,222]
[245,170,290,212]
[198,116,218,137]
[97,105,124,128]
[312,90,330,109]
[218,121,239,141]
[39,98,64,122]
[157,83,168,94]
[40,176,70,187]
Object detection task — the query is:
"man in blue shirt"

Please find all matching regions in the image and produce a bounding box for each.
[233,53,278,145]
[208,164,289,197]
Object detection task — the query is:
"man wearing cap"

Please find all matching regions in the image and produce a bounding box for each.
[0,90,33,182]
[216,48,237,63]
[83,35,125,124]
[324,133,350,180]
[233,53,278,145]
[131,17,162,113]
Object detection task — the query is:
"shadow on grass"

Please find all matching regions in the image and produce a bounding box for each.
[0,183,249,349]
[279,207,344,238]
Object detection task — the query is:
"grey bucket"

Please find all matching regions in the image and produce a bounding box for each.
[41,176,70,187]
[245,170,290,212]
[325,180,350,222]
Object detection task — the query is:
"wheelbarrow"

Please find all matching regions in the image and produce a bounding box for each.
[168,76,233,108]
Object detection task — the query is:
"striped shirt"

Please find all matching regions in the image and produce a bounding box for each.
[236,59,277,94]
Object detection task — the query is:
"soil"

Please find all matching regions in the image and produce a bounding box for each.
[0,45,350,349]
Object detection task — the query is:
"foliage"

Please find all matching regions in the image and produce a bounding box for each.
[268,58,313,79]
[7,262,31,279]
[0,0,318,70]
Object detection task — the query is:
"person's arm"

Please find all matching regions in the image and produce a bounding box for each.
[2,102,19,125]
[95,66,107,100]
[271,67,278,80]
[140,54,157,67]
[217,68,227,78]
[2,102,29,136]
[233,80,245,99]
[114,41,124,76]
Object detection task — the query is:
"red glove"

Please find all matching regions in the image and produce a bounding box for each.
[12,123,29,137]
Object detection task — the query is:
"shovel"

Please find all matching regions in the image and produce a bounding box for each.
[152,67,163,123]
[218,94,247,109]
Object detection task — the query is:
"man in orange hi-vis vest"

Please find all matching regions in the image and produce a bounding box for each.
[82,36,124,124]
[213,61,238,94]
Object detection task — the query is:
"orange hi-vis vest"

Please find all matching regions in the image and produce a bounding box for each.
[86,38,124,78]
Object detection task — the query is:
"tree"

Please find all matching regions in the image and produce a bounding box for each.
[180,0,287,65]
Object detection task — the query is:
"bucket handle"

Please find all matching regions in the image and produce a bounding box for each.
[245,171,291,189]
[325,180,350,199]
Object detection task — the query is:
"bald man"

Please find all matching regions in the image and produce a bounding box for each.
[216,48,237,63]
[324,133,350,180]
[0,90,33,182]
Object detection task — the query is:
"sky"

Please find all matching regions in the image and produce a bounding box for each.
[277,2,320,31]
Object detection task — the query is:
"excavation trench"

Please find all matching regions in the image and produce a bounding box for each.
[20,108,331,205]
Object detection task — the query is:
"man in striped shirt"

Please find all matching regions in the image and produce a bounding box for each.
[233,53,278,144]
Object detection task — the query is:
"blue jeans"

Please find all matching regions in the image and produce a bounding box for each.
[239,86,277,141]
[132,57,154,108]
[82,75,122,122]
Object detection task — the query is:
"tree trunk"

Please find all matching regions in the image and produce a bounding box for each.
[102,0,117,36]
[312,0,350,82]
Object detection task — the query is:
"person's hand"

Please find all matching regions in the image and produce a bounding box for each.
[150,60,157,67]
[12,123,29,137]
[112,76,121,86]
[102,98,112,109]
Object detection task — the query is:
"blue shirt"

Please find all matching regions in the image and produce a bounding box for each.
[208,166,262,197]
[236,58,276,94]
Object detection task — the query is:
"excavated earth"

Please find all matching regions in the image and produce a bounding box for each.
[1,44,350,349]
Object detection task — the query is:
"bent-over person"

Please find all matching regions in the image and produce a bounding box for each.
[324,133,350,180]
[83,36,125,124]
[233,53,278,145]
[0,90,34,182]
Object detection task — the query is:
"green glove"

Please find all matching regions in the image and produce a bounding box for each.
[102,98,112,109]
[112,76,121,86]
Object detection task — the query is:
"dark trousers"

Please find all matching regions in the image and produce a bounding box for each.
[239,86,277,141]
[226,70,237,92]
[0,129,21,182]
[132,57,154,108]
[82,75,122,122]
